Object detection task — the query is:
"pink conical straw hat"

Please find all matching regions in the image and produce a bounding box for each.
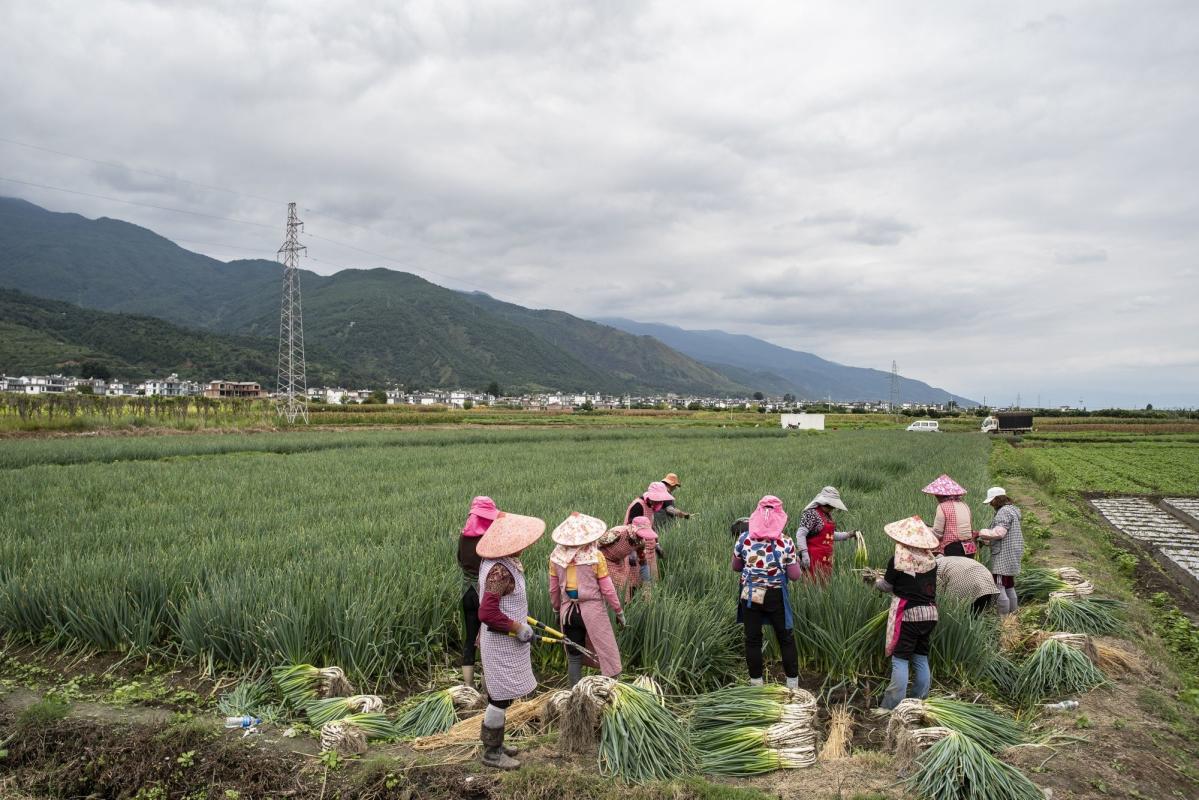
[551,512,608,547]
[921,474,967,496]
[475,512,547,559]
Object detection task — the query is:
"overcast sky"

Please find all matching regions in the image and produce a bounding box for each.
[2,1,1196,407]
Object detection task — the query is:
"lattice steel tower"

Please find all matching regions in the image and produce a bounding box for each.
[889,360,900,420]
[276,202,308,424]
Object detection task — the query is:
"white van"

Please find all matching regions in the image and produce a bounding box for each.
[906,420,941,433]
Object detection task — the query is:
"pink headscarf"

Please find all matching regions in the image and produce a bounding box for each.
[631,515,657,542]
[748,495,788,541]
[644,482,675,503]
[461,496,500,538]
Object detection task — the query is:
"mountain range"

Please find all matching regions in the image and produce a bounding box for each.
[0,196,973,403]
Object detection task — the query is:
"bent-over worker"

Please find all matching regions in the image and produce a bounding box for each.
[654,472,693,531]
[935,554,1000,615]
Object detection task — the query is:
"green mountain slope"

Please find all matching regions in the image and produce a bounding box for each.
[0,288,296,383]
[0,198,745,393]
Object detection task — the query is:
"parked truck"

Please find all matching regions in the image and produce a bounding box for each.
[981,412,1034,434]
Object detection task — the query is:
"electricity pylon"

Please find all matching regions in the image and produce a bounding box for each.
[276,202,308,424]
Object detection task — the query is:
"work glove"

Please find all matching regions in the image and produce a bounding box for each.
[616,611,627,627]
[515,623,534,643]
[800,551,811,570]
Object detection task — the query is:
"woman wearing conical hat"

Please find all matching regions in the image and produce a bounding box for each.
[922,474,977,558]
[869,516,940,710]
[475,511,546,770]
[794,486,859,578]
[548,512,627,687]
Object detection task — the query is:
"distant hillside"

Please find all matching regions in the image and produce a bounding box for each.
[460,292,746,395]
[0,288,299,383]
[597,318,976,406]
[0,198,749,394]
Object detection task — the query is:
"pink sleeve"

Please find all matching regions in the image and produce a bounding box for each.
[732,554,745,572]
[786,563,802,581]
[597,575,622,613]
[548,564,561,612]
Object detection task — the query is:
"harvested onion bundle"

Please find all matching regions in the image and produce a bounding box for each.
[272,664,354,707]
[853,531,869,569]
[890,697,1027,753]
[1014,638,1105,704]
[907,729,1043,800]
[693,722,816,774]
[307,694,384,726]
[689,685,816,731]
[393,685,482,738]
[1041,596,1124,635]
[598,681,695,783]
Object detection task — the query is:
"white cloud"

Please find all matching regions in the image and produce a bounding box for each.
[1,0,1197,406]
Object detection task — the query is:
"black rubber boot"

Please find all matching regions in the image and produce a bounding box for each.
[480,722,520,770]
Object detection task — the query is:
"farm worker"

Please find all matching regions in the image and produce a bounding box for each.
[548,512,627,686]
[871,516,939,710]
[977,487,1025,616]
[654,472,693,532]
[624,481,674,581]
[475,511,547,770]
[457,496,501,688]
[935,555,1000,616]
[732,495,802,689]
[597,522,641,603]
[922,474,977,558]
[795,486,859,578]
[630,515,660,587]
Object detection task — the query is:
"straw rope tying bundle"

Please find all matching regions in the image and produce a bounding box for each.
[320,721,368,756]
[819,705,854,762]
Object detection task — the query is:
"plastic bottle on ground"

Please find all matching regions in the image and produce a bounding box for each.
[224,715,261,728]
[1041,700,1079,713]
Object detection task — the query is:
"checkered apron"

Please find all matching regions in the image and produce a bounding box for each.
[478,556,537,701]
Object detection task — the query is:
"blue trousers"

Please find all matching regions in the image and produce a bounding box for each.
[882,654,930,709]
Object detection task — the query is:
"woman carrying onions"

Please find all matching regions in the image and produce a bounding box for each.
[922,474,977,558]
[732,495,802,689]
[457,496,500,688]
[547,512,627,687]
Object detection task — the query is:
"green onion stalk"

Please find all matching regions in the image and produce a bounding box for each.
[336,712,397,740]
[688,685,816,731]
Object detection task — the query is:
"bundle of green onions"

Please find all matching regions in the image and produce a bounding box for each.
[1014,638,1105,704]
[598,681,696,783]
[319,711,396,753]
[853,531,869,569]
[392,686,481,738]
[906,729,1043,800]
[909,697,1027,753]
[306,694,384,726]
[1041,596,1124,635]
[1015,567,1074,603]
[272,664,354,708]
[689,685,816,731]
[693,722,817,775]
[631,674,665,706]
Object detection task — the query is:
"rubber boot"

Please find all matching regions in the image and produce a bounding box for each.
[567,654,583,688]
[480,723,520,770]
[462,665,474,688]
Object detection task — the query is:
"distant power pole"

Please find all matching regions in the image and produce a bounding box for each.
[276,202,309,424]
[889,361,900,420]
